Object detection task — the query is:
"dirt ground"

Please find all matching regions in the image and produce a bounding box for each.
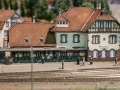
[0,81,120,90]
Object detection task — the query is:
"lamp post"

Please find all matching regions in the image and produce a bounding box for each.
[2,59,4,73]
[30,47,34,90]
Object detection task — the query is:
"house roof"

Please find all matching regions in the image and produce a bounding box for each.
[82,9,116,31]
[96,9,115,20]
[82,9,102,31]
[9,22,56,47]
[0,9,15,29]
[52,7,95,32]
[52,7,116,32]
[23,17,32,22]
[23,17,50,23]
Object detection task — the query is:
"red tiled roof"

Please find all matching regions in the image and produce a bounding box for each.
[52,7,116,32]
[52,7,95,31]
[9,22,56,47]
[96,9,115,20]
[82,9,102,31]
[56,15,68,21]
[82,9,116,31]
[0,9,15,29]
[23,17,32,22]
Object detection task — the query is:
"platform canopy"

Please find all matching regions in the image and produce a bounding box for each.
[0,47,87,52]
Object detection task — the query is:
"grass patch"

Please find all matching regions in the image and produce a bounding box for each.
[75,87,120,90]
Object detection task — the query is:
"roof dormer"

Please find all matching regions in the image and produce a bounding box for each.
[100,11,108,16]
[24,36,29,43]
[54,14,69,27]
[55,20,69,27]
[39,36,44,42]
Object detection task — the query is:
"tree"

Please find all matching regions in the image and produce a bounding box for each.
[87,0,90,2]
[4,0,9,9]
[105,0,110,11]
[20,1,27,17]
[9,0,14,9]
[81,2,94,8]
[74,0,84,6]
[20,0,55,21]
[93,0,98,9]
[55,0,73,14]
[0,0,2,9]
[101,0,106,9]
[14,1,18,10]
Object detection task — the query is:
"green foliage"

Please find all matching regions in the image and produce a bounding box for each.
[101,0,106,9]
[73,0,84,6]
[75,87,120,90]
[0,0,2,9]
[93,0,97,9]
[81,2,94,8]
[10,0,14,9]
[14,1,18,10]
[105,0,110,12]
[2,0,19,10]
[20,1,27,17]
[55,0,73,14]
[20,0,55,21]
[4,0,9,9]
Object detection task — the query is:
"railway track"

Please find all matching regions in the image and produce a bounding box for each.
[0,68,120,82]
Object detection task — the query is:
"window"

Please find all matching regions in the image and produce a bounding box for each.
[60,21,62,24]
[93,50,98,58]
[11,22,16,26]
[4,30,8,37]
[100,12,107,15]
[73,34,80,43]
[63,22,65,24]
[101,50,106,58]
[39,38,44,42]
[110,50,115,57]
[106,21,112,28]
[24,39,29,42]
[57,21,59,24]
[98,21,104,28]
[109,35,117,44]
[92,35,100,44]
[60,34,67,43]
[6,22,9,27]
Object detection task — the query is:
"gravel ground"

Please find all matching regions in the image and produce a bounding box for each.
[0,82,120,90]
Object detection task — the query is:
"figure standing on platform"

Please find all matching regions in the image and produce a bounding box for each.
[90,56,93,65]
[42,55,45,64]
[77,57,80,65]
[81,56,85,66]
[115,57,119,66]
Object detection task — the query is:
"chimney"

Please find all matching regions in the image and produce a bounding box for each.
[8,4,10,10]
[32,16,35,23]
[2,6,4,10]
[59,11,61,15]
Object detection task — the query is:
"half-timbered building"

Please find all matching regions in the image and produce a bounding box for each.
[86,9,120,61]
[7,7,120,62]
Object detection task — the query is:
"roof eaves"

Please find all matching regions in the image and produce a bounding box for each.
[8,23,18,31]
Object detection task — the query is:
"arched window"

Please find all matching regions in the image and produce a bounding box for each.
[93,50,98,58]
[101,50,106,58]
[110,50,115,57]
